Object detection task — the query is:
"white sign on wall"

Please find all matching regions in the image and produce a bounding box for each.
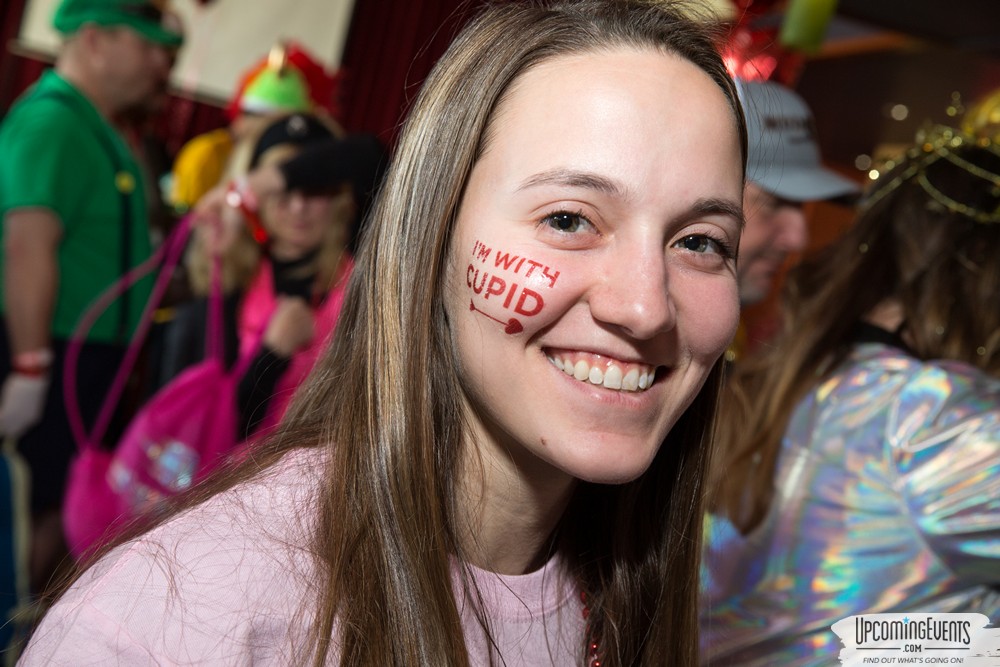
[16,0,356,104]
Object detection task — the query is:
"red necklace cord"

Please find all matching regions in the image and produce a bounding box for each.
[581,591,601,667]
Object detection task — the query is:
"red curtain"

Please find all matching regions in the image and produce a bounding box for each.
[1,0,473,150]
[0,0,46,114]
[337,0,474,146]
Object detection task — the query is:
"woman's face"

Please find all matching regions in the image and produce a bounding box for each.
[260,149,344,260]
[445,48,743,486]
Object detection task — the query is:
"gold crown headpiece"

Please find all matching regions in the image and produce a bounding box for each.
[862,123,1000,224]
[267,42,290,75]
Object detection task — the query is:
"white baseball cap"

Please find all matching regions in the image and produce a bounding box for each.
[737,78,860,202]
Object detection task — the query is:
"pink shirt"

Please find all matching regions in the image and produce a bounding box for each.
[22,448,585,665]
[238,257,353,436]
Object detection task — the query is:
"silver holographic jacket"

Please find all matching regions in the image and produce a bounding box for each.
[701,342,1000,666]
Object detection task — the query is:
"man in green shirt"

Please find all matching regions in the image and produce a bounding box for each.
[0,0,182,591]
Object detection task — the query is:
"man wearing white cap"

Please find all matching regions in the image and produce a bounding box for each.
[736,78,860,306]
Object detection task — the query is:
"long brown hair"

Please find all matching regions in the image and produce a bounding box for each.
[293,3,745,664]
[711,133,1000,534]
[69,2,747,665]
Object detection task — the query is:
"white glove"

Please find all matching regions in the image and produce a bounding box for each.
[0,372,49,439]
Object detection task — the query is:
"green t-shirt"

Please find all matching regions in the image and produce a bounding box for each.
[0,71,152,343]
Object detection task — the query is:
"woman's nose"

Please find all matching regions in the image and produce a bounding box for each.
[285,191,308,213]
[587,241,676,340]
[775,205,808,254]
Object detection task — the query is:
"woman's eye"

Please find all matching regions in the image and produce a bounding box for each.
[543,211,592,234]
[673,234,731,257]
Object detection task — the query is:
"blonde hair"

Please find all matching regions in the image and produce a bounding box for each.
[712,139,1000,533]
[187,114,352,297]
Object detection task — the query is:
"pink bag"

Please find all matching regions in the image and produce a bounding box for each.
[104,355,242,517]
[62,217,261,559]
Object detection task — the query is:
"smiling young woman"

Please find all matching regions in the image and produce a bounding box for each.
[21,1,747,665]
[448,49,743,502]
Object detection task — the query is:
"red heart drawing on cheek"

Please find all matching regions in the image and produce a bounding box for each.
[468,301,524,334]
[504,319,523,335]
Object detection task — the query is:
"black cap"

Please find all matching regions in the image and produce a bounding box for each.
[249,113,335,169]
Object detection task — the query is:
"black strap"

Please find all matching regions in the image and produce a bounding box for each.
[852,321,914,356]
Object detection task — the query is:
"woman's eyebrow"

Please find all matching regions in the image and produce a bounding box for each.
[516,168,629,199]
[517,170,744,229]
[680,198,745,230]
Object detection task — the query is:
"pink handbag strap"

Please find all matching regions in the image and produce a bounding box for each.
[63,215,204,452]
[65,215,271,454]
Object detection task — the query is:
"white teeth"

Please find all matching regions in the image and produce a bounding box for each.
[603,365,623,389]
[622,368,639,391]
[548,355,656,393]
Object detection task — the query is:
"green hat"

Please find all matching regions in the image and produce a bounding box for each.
[53,0,184,48]
[239,67,311,115]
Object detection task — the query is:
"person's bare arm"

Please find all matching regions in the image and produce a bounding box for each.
[0,209,61,437]
[3,208,61,355]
